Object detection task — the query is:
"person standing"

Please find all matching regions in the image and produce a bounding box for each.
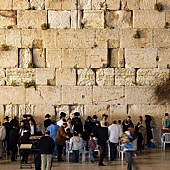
[0,122,6,159]
[44,114,51,130]
[57,112,66,127]
[108,120,120,161]
[39,131,55,170]
[122,116,134,132]
[88,134,96,163]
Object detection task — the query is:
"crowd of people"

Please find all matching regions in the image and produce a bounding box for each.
[0,112,169,170]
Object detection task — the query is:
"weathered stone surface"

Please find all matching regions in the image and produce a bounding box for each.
[93,86,125,105]
[86,48,108,68]
[19,48,32,68]
[48,10,71,29]
[55,105,70,118]
[0,48,18,68]
[0,104,4,121]
[140,0,156,9]
[0,11,16,29]
[0,30,6,45]
[80,0,92,9]
[96,68,114,86]
[133,10,165,28]
[166,11,170,24]
[0,0,12,10]
[36,68,55,85]
[105,10,132,29]
[62,86,92,104]
[21,29,42,48]
[92,0,107,10]
[62,49,86,68]
[17,10,47,29]
[157,48,170,68]
[26,86,61,105]
[6,68,35,86]
[125,86,156,104]
[120,28,152,48]
[0,69,6,85]
[33,49,45,68]
[106,0,120,10]
[56,68,76,86]
[69,104,84,118]
[6,29,21,48]
[18,104,36,118]
[125,48,157,68]
[13,0,30,10]
[30,0,45,10]
[160,0,170,10]
[4,104,19,118]
[82,10,104,28]
[137,68,169,86]
[115,68,136,86]
[62,0,76,10]
[77,69,95,86]
[46,48,62,68]
[154,29,170,48]
[0,87,25,104]
[71,10,78,29]
[45,0,62,10]
[121,0,140,10]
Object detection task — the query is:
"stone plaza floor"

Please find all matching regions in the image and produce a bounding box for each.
[0,148,170,170]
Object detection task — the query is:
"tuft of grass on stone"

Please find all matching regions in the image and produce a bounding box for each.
[133,29,141,39]
[164,22,170,29]
[41,23,50,30]
[154,2,163,12]
[1,44,9,51]
[24,80,36,88]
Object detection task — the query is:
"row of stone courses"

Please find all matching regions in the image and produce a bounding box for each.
[1,9,170,29]
[1,0,170,10]
[0,68,169,86]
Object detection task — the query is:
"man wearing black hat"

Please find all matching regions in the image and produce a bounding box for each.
[92,115,98,123]
[57,112,66,127]
[44,114,51,130]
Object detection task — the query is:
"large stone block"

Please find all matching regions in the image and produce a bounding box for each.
[17,10,47,29]
[120,28,152,48]
[96,68,115,86]
[0,69,5,85]
[93,86,125,105]
[6,29,21,48]
[140,0,156,9]
[45,0,62,10]
[0,0,12,10]
[62,0,77,10]
[46,48,62,68]
[13,0,30,10]
[121,0,140,10]
[0,48,18,68]
[19,48,32,68]
[125,86,156,104]
[0,104,4,121]
[21,29,42,48]
[0,11,16,29]
[6,68,35,86]
[0,86,25,104]
[160,0,170,10]
[80,0,92,10]
[92,0,107,10]
[18,104,36,118]
[106,0,120,10]
[154,29,170,48]
[157,48,170,68]
[96,29,120,48]
[77,69,95,86]
[105,10,132,29]
[125,48,157,68]
[82,10,104,28]
[86,48,108,68]
[62,86,92,104]
[48,10,71,29]
[56,68,76,86]
[62,48,86,68]
[71,10,78,29]
[36,68,55,85]
[26,86,61,105]
[33,49,45,68]
[137,68,169,86]
[30,0,45,10]
[4,104,19,118]
[0,30,6,45]
[115,68,136,86]
[133,10,165,28]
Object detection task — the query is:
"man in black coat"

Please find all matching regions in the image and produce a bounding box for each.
[39,131,55,170]
[93,121,108,166]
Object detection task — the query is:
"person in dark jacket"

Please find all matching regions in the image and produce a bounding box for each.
[39,131,55,170]
[10,116,19,129]
[93,121,108,166]
[9,123,19,161]
[44,114,51,130]
[122,116,134,132]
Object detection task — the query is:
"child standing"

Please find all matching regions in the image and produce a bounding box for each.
[88,134,96,163]
[69,131,83,163]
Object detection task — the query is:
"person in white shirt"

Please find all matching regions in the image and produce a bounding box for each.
[57,112,66,127]
[117,120,123,137]
[108,120,121,161]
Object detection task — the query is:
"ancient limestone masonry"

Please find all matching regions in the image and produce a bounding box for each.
[0,0,170,143]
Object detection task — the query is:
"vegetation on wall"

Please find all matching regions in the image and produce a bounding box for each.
[1,44,9,51]
[41,23,50,30]
[133,29,141,39]
[154,2,164,12]
[164,22,170,29]
[24,80,36,88]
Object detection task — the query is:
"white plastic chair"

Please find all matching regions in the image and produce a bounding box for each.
[161,133,170,150]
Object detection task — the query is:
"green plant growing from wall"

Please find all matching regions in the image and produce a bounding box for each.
[24,80,36,88]
[28,62,36,68]
[41,23,50,30]
[28,6,36,10]
[11,81,17,86]
[1,44,9,51]
[154,78,170,103]
[154,2,163,12]
[7,25,13,29]
[133,29,141,39]
[164,22,170,29]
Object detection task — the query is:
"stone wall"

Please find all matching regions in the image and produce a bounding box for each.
[0,0,170,145]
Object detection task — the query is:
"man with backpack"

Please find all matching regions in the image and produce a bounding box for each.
[162,113,170,129]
